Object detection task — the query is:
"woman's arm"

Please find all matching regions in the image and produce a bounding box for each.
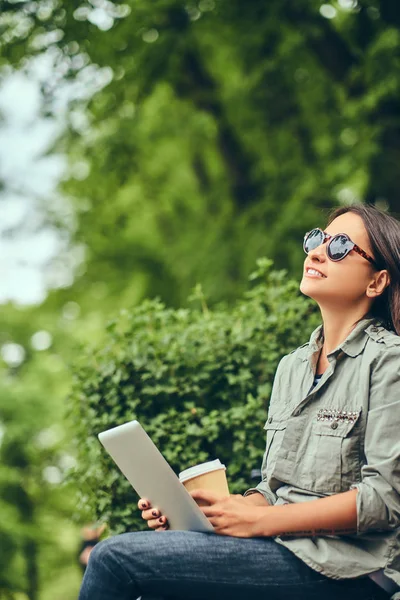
[190,488,358,538]
[263,488,358,537]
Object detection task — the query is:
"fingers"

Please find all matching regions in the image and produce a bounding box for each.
[202,505,222,518]
[138,498,169,530]
[189,488,226,505]
[141,507,161,520]
[147,515,168,528]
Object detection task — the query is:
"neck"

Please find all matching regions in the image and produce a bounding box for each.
[318,305,371,355]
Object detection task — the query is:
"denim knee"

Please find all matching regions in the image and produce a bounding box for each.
[79,535,139,600]
[87,536,131,582]
[87,537,113,568]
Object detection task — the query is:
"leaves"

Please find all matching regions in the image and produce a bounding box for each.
[68,261,319,532]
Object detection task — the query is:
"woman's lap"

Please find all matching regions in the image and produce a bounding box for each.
[79,530,388,600]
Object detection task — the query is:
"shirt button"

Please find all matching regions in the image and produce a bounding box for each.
[268,416,273,424]
[331,421,338,430]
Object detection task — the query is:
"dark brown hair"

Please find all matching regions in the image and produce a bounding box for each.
[327,203,400,335]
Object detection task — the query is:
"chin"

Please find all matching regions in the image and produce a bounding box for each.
[299,278,311,297]
[300,278,319,300]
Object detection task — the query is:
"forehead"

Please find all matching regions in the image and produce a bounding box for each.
[326,212,371,250]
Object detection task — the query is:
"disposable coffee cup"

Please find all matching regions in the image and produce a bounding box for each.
[179,459,229,505]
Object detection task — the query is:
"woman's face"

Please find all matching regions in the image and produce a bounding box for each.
[300,212,378,308]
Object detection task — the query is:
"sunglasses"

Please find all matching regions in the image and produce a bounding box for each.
[303,228,378,267]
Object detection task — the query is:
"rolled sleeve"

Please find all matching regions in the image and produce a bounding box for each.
[244,482,277,505]
[351,346,400,533]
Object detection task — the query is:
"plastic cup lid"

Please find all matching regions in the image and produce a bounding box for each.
[179,459,226,482]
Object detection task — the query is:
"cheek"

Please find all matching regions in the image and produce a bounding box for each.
[327,262,370,293]
[300,262,367,298]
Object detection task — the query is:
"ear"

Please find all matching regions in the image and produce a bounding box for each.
[366,270,391,298]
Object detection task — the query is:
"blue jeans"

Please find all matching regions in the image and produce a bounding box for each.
[79,531,389,600]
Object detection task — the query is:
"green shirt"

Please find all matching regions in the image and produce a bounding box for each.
[245,317,400,599]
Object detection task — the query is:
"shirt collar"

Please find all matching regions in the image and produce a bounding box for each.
[304,316,379,362]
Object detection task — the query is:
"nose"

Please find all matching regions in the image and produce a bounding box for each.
[307,242,328,263]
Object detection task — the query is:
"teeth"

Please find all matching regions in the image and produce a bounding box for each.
[307,268,324,277]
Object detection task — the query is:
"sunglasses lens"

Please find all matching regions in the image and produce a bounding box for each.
[304,229,324,253]
[328,234,352,261]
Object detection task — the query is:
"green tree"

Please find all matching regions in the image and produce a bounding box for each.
[1,0,399,310]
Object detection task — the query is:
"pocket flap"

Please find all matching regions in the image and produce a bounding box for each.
[313,408,361,438]
[263,417,287,432]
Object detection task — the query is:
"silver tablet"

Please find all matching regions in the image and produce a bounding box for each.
[98,420,214,533]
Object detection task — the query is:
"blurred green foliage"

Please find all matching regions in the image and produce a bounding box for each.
[0,0,399,598]
[69,260,319,533]
[0,308,83,600]
[2,0,400,310]
[55,0,400,305]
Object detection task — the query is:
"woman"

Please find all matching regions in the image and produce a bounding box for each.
[79,203,400,600]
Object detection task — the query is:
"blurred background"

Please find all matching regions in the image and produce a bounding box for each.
[1,0,399,597]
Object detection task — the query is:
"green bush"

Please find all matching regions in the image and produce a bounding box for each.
[68,259,319,533]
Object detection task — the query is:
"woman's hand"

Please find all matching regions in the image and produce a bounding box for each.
[190,489,270,537]
[137,498,169,531]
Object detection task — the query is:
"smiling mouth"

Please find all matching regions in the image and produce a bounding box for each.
[305,268,327,278]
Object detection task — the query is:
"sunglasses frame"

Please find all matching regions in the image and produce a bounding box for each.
[303,228,378,267]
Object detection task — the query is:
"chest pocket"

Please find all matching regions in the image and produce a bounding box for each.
[262,417,287,481]
[299,410,362,493]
